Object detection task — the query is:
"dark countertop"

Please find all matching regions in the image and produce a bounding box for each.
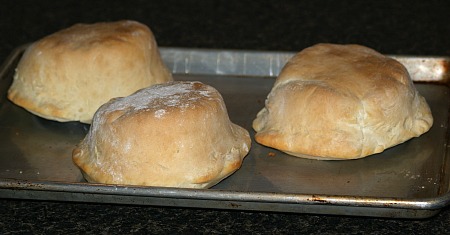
[1,0,450,234]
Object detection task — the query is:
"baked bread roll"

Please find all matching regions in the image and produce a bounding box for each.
[253,43,433,160]
[8,20,172,123]
[72,81,251,188]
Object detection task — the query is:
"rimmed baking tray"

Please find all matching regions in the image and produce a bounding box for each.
[0,45,449,218]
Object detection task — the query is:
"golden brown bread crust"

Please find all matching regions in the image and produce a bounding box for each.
[72,81,251,188]
[252,43,433,160]
[8,20,172,123]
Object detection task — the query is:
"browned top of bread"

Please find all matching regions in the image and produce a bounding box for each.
[253,43,433,160]
[8,20,172,123]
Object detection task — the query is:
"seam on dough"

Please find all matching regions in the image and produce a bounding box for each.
[358,99,367,157]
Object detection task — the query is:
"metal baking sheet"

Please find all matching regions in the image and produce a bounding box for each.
[0,45,449,218]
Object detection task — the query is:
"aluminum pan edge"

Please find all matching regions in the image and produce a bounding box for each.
[1,178,449,211]
[3,45,448,83]
[159,47,450,84]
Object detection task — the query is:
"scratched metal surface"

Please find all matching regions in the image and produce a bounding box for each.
[0,46,449,218]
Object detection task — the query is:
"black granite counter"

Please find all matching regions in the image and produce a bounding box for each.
[1,0,450,234]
